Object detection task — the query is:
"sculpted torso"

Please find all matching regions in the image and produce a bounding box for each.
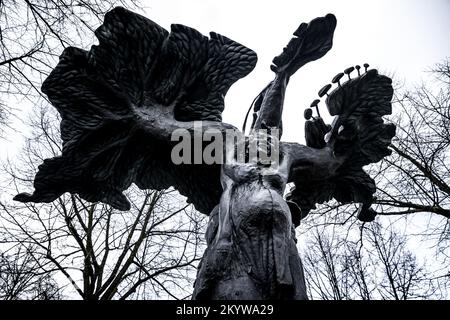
[193,142,308,299]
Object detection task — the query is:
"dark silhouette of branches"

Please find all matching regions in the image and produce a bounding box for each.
[0,246,62,300]
[0,105,206,300]
[0,0,140,132]
[0,183,205,300]
[374,61,450,218]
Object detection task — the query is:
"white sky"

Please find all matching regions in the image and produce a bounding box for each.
[143,0,450,143]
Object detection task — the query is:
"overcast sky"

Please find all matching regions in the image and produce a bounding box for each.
[143,0,450,143]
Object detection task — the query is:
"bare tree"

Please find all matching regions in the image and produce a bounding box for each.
[0,105,206,300]
[0,246,62,300]
[0,0,140,132]
[1,189,205,300]
[302,230,351,300]
[366,59,450,258]
[302,222,448,300]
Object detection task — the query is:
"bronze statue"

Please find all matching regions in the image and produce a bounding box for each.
[14,7,395,299]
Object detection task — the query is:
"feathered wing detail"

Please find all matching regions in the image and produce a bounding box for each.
[325,69,395,166]
[287,68,395,222]
[175,32,258,121]
[14,7,257,214]
[90,7,169,107]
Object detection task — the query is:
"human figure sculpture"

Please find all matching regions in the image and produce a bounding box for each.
[14,7,395,300]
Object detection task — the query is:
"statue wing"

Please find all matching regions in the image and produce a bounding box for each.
[287,68,395,222]
[14,7,257,214]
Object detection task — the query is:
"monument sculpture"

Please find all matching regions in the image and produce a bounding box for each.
[14,7,395,299]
